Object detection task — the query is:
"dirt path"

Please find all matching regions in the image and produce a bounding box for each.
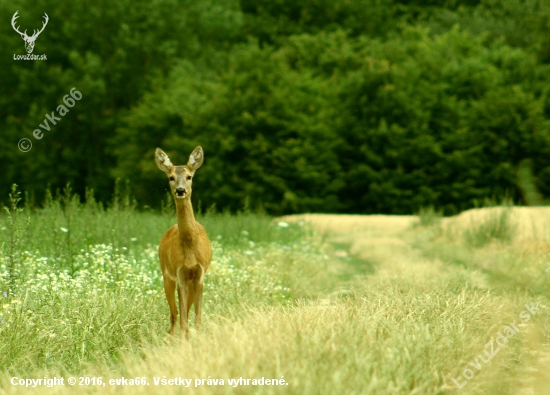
[279,210,550,394]
[277,213,418,262]
[279,207,550,260]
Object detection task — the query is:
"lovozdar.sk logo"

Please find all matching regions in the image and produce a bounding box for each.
[12,10,48,60]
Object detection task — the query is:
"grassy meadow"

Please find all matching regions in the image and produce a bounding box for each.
[0,186,549,394]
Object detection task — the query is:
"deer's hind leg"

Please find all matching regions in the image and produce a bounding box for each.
[177,267,191,338]
[193,279,204,328]
[186,280,196,317]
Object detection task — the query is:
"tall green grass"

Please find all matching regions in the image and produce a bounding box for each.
[416,200,516,249]
[0,185,334,375]
[416,206,443,228]
[463,207,516,248]
[1,185,311,260]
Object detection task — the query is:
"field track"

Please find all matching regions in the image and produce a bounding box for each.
[278,208,550,394]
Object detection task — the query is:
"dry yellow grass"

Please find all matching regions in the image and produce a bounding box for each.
[3,208,550,394]
[277,214,418,235]
[280,207,550,243]
[277,214,418,263]
[442,206,550,241]
[277,208,550,394]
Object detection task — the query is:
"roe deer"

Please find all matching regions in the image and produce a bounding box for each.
[155,146,212,336]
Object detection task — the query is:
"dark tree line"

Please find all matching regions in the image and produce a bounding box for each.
[2,0,550,214]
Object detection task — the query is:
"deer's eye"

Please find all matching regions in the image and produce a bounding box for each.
[169,176,175,182]
[187,175,192,180]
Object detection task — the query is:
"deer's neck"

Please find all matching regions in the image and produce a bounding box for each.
[175,198,197,246]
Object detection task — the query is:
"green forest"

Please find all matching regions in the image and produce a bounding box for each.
[3,0,550,215]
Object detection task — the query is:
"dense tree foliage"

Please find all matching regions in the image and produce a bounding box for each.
[0,0,241,202]
[2,0,550,214]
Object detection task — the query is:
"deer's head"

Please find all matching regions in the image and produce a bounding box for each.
[11,11,49,54]
[155,146,204,200]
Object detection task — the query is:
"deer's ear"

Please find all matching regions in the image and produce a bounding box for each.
[187,146,204,172]
[155,148,174,174]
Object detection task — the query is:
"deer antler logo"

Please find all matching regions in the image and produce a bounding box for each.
[11,11,49,54]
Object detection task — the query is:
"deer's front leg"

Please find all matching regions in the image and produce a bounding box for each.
[177,279,189,338]
[163,276,178,335]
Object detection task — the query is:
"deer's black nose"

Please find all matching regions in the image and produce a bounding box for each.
[176,187,186,196]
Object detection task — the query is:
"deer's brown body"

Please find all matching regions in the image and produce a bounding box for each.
[155,146,212,336]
